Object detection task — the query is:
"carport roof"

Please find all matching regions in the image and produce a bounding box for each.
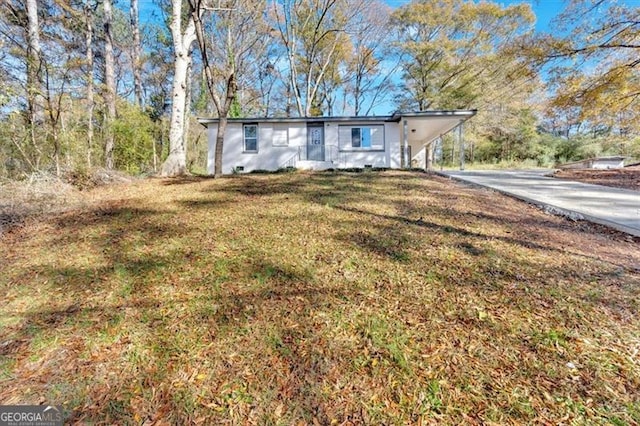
[398,110,477,147]
[390,110,477,121]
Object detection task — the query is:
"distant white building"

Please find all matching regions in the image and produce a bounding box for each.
[559,156,626,170]
[198,110,476,175]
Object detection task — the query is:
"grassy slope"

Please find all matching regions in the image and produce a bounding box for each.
[1,171,639,425]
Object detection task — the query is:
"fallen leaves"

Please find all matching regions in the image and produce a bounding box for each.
[0,171,639,424]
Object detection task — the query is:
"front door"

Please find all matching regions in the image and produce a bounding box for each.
[307,123,325,161]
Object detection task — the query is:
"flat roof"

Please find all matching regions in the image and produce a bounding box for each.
[391,110,477,120]
[197,109,477,125]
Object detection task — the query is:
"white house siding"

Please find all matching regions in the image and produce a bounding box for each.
[287,122,307,148]
[209,120,400,173]
[209,122,304,174]
[336,151,387,168]
[387,122,401,168]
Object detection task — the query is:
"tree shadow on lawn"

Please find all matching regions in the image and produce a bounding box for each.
[331,204,640,318]
[210,171,633,266]
[1,195,368,423]
[208,171,425,204]
[391,196,640,272]
[335,204,552,252]
[58,258,363,424]
[40,204,170,252]
[158,175,214,186]
[0,201,191,406]
[176,198,236,210]
[3,171,639,423]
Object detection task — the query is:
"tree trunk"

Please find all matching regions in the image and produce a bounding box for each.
[213,73,237,177]
[103,0,117,169]
[183,56,193,166]
[209,74,235,178]
[25,0,42,168]
[85,5,94,168]
[161,51,190,176]
[160,0,197,177]
[130,0,143,107]
[52,121,61,177]
[354,72,362,116]
[214,116,228,178]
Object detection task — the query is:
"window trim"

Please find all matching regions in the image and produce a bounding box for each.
[339,124,385,152]
[243,123,259,153]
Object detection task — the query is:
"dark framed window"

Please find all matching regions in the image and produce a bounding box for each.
[351,128,361,148]
[243,124,258,152]
[339,125,384,151]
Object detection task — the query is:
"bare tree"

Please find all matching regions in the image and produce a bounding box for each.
[84,1,96,168]
[103,0,117,169]
[160,0,199,176]
[189,0,269,177]
[130,0,144,107]
[271,0,366,117]
[346,1,396,116]
[42,56,74,176]
[25,0,43,167]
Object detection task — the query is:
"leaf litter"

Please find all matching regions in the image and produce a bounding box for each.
[0,170,639,424]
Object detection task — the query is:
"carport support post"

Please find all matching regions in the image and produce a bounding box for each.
[458,121,465,171]
[403,119,409,168]
[439,136,444,171]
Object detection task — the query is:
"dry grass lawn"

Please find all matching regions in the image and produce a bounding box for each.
[1,170,639,425]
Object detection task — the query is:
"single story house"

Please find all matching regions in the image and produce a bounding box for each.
[198,110,477,175]
[558,156,626,170]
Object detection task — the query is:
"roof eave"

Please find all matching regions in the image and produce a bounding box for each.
[197,115,397,125]
[197,109,479,126]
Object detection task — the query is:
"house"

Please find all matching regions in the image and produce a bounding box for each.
[198,110,477,175]
[558,156,626,170]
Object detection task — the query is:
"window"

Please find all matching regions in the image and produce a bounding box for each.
[339,125,384,151]
[351,128,361,148]
[272,123,289,146]
[243,124,258,152]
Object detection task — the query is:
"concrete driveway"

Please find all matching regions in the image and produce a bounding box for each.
[442,169,640,237]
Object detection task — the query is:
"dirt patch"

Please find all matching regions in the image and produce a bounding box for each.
[553,166,640,191]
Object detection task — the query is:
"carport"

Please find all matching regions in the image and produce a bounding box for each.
[392,110,477,170]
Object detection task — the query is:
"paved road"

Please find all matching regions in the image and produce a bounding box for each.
[442,169,640,237]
